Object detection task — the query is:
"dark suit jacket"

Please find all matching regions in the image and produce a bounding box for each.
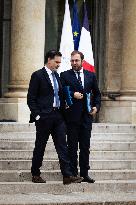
[60,69,101,124]
[27,67,65,123]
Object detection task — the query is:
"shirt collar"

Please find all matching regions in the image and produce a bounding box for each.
[73,68,84,73]
[44,66,52,76]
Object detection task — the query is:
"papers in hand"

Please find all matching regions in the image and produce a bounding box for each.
[86,93,92,113]
[63,86,73,106]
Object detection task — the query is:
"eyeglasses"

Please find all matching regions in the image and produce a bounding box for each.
[54,60,61,63]
[71,59,81,63]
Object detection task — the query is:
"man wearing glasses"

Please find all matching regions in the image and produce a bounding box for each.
[60,50,101,183]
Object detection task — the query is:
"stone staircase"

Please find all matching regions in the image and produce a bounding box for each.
[0,123,136,204]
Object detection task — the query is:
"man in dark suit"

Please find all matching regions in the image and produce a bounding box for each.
[60,50,101,183]
[27,50,83,185]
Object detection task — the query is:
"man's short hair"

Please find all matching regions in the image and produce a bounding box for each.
[71,50,84,61]
[44,50,62,64]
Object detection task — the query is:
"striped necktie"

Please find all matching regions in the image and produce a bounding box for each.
[51,72,60,107]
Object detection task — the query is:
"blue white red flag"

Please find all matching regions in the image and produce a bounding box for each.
[78,0,95,72]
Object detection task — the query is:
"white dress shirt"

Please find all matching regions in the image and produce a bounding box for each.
[44,66,60,107]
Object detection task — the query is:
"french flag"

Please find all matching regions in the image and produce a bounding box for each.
[78,0,95,73]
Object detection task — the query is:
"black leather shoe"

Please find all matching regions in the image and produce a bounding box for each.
[32,176,46,183]
[63,176,83,185]
[82,176,95,183]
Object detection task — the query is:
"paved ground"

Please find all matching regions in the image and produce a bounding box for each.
[0,191,136,205]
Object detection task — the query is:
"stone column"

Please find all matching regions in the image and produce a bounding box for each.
[99,0,124,123]
[0,0,45,122]
[99,0,136,123]
[121,0,136,96]
[102,0,123,94]
[120,0,136,123]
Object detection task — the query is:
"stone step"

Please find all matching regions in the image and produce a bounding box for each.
[91,141,136,150]
[0,123,136,204]
[90,151,136,160]
[0,132,36,140]
[0,150,136,160]
[0,123,136,133]
[0,170,136,182]
[0,140,48,150]
[92,123,136,133]
[0,123,35,132]
[0,180,136,194]
[0,150,57,159]
[0,191,136,205]
[92,133,136,141]
[1,140,136,151]
[0,159,136,170]
[0,132,136,141]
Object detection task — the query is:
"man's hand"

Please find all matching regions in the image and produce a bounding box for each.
[90,107,97,116]
[65,105,70,109]
[74,92,83,100]
[35,115,40,120]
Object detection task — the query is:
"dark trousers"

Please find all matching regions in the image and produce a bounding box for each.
[66,114,92,177]
[31,110,72,177]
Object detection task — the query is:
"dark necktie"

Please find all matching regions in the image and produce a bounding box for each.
[77,71,82,85]
[51,72,60,107]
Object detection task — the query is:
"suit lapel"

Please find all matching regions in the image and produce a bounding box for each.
[42,67,63,92]
[42,67,53,87]
[84,70,90,91]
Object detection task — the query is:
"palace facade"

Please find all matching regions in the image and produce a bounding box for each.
[0,0,136,123]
